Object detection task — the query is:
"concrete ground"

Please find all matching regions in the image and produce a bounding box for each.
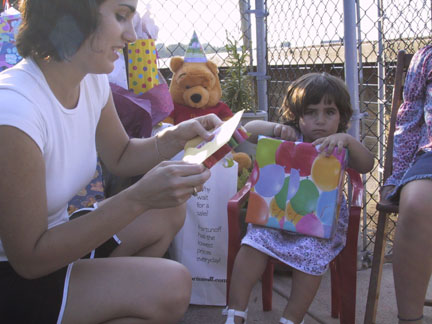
[179,263,432,323]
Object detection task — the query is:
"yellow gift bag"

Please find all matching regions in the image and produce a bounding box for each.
[127,39,159,95]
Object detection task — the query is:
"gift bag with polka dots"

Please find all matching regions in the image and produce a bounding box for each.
[127,39,159,95]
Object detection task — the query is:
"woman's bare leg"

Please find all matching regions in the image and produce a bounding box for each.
[393,180,432,323]
[105,203,186,258]
[62,257,191,324]
[225,245,269,324]
[61,203,190,323]
[281,269,322,324]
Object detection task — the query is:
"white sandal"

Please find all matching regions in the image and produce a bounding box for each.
[222,307,248,324]
[279,317,304,324]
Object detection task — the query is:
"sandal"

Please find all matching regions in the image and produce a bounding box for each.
[279,317,304,324]
[397,314,423,322]
[222,307,248,324]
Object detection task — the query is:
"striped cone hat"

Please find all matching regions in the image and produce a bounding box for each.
[184,31,207,63]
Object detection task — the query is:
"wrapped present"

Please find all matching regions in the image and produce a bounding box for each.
[0,2,21,71]
[245,136,347,239]
[127,39,159,95]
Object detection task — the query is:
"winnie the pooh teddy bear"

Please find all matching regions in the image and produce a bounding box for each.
[166,32,252,174]
[165,32,233,124]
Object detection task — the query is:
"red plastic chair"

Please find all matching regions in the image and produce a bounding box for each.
[226,167,364,324]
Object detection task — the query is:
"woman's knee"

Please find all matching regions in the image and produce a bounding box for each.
[399,181,432,221]
[154,261,191,320]
[169,204,187,234]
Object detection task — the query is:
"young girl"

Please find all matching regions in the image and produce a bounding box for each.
[222,73,374,324]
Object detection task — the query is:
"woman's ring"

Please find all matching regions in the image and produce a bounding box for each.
[192,187,198,196]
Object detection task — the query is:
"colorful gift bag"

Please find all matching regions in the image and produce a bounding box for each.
[127,39,159,95]
[0,2,22,71]
[245,136,347,239]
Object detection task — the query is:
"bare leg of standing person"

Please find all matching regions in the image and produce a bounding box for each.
[393,180,432,324]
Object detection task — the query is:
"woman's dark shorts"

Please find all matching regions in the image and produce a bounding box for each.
[0,208,121,324]
[388,151,432,202]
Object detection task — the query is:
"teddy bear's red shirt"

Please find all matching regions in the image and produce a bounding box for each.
[169,101,233,125]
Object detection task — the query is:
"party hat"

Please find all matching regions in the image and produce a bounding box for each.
[184,31,207,63]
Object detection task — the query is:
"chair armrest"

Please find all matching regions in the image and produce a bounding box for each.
[346,168,363,208]
[227,179,252,251]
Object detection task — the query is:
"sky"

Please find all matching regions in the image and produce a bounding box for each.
[136,0,430,49]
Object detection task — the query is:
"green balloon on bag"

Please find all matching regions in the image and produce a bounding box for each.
[290,179,319,215]
[256,137,281,168]
[275,177,290,210]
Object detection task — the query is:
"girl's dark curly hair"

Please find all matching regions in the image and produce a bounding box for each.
[16,0,106,61]
[279,72,353,133]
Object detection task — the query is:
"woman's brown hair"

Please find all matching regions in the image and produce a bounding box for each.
[16,0,106,61]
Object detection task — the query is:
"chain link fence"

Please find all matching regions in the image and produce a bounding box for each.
[152,0,431,262]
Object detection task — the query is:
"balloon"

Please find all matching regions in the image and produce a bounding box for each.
[282,220,297,232]
[275,177,289,210]
[254,164,285,197]
[290,179,319,215]
[286,168,300,201]
[316,190,338,224]
[255,137,281,168]
[292,143,318,176]
[285,202,303,225]
[295,212,324,238]
[274,169,300,210]
[275,141,295,172]
[270,198,285,221]
[249,161,260,187]
[311,154,342,191]
[323,224,333,239]
[266,216,282,229]
[245,191,269,225]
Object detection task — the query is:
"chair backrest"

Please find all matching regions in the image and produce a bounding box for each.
[382,50,413,183]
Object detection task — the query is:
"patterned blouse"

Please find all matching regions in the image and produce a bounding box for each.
[385,45,432,187]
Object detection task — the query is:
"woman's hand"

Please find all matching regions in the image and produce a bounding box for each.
[127,160,211,210]
[380,185,396,203]
[157,114,223,158]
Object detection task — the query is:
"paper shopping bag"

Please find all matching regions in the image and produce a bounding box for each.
[127,39,159,95]
[0,4,22,71]
[170,157,238,305]
[245,136,347,239]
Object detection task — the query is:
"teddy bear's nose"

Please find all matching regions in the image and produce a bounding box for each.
[191,94,202,103]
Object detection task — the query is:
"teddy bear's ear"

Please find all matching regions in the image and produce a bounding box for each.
[170,57,184,73]
[206,60,219,76]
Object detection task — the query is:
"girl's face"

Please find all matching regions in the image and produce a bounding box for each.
[298,97,340,143]
[75,0,137,74]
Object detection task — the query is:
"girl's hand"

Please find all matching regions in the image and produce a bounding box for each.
[312,133,351,156]
[128,160,211,210]
[313,133,374,173]
[273,124,297,141]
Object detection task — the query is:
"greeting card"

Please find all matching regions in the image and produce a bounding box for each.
[182,110,248,168]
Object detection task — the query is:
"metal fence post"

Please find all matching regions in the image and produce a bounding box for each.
[249,0,268,113]
[343,0,360,141]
